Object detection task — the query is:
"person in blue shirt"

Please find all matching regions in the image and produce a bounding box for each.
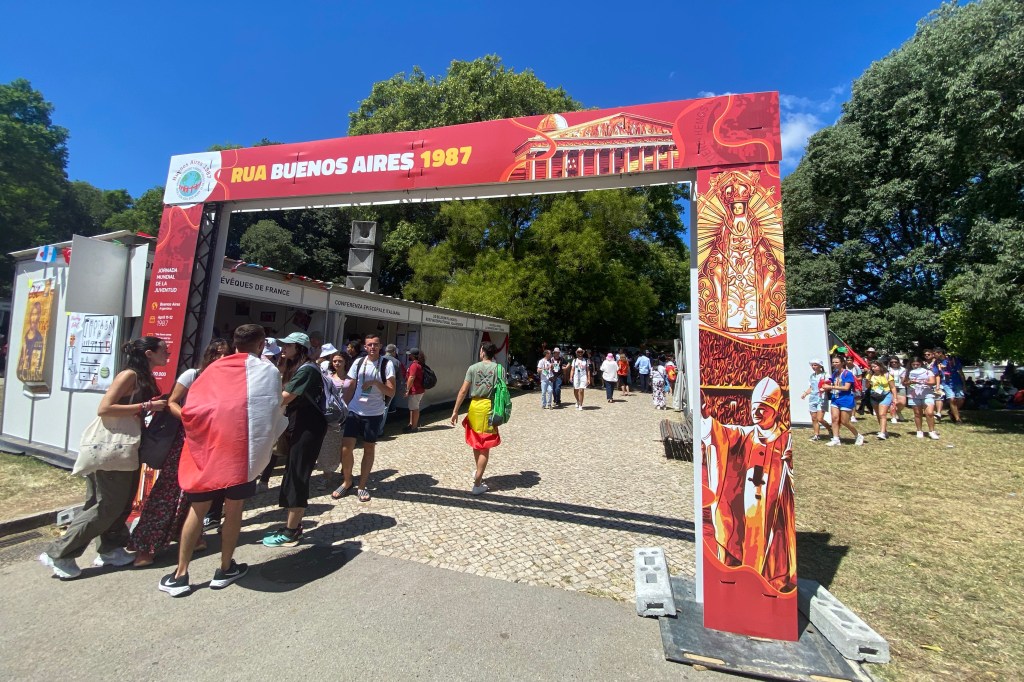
[821,356,863,447]
[634,351,652,393]
[933,348,966,423]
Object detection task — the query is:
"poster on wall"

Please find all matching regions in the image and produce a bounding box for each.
[16,278,57,387]
[63,314,119,391]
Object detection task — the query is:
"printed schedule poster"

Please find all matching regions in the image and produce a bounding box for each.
[63,314,119,392]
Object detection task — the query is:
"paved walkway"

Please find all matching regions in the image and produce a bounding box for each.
[246,388,696,601]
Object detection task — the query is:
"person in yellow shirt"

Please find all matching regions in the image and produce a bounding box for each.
[867,360,897,440]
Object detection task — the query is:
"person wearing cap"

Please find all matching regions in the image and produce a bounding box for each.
[570,347,590,410]
[317,342,339,371]
[263,332,327,548]
[404,348,425,432]
[550,348,566,407]
[599,353,619,403]
[338,333,396,502]
[262,337,282,365]
[801,359,828,441]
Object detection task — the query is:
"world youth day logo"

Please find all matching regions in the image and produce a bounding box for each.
[165,153,220,205]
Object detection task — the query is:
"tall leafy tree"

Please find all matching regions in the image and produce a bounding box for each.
[782,0,1024,360]
[239,219,305,272]
[0,79,69,294]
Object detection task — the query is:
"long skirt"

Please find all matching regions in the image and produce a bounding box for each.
[127,427,188,555]
[463,397,501,450]
[652,376,667,409]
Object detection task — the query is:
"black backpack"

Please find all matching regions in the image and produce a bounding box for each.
[421,363,437,390]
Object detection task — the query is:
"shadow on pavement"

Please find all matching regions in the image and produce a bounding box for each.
[244,541,364,593]
[372,474,693,543]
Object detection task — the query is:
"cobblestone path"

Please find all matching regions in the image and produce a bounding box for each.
[243,388,695,601]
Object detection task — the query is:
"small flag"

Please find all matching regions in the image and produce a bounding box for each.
[35,245,57,263]
[62,248,72,264]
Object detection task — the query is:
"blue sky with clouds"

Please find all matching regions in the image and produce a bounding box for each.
[1,1,941,197]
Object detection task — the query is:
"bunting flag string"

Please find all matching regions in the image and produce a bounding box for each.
[228,259,335,291]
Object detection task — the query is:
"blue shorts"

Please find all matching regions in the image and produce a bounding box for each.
[941,383,965,399]
[832,394,855,411]
[343,412,385,443]
[808,397,824,413]
[908,395,935,408]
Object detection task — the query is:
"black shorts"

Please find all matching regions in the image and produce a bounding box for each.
[343,412,384,443]
[617,375,628,387]
[185,479,257,503]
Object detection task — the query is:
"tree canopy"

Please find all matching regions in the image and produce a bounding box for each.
[782,0,1024,361]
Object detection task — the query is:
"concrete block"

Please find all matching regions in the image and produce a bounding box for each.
[798,578,890,664]
[634,547,676,617]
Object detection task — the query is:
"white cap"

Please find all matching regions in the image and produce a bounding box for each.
[552,347,561,353]
[319,342,339,358]
[263,338,282,356]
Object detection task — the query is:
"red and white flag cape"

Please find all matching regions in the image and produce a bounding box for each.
[178,353,286,494]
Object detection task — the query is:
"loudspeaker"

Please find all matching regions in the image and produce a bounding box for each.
[350,220,380,246]
[347,247,379,276]
[345,275,376,292]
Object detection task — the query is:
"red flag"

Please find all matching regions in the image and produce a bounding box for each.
[62,247,72,264]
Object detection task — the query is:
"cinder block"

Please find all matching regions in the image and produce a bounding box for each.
[798,578,890,664]
[634,547,676,617]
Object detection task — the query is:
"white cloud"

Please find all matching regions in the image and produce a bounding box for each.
[780,111,823,172]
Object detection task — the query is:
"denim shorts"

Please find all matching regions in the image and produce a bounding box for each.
[808,397,824,413]
[908,395,935,407]
[941,383,965,399]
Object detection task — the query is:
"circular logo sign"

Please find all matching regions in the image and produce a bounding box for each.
[177,169,204,200]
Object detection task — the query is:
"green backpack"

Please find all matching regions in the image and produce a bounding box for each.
[489,364,512,427]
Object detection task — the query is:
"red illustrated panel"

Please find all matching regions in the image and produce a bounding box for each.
[140,204,204,394]
[163,93,781,206]
[695,163,797,641]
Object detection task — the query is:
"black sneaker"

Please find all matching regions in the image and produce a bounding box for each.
[203,515,221,532]
[158,572,191,597]
[210,560,249,589]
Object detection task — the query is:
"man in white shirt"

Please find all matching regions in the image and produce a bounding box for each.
[339,333,396,502]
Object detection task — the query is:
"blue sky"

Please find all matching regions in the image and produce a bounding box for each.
[1,1,942,198]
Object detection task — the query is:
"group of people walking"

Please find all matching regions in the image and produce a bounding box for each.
[804,347,966,446]
[537,347,677,410]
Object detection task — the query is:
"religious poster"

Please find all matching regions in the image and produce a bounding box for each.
[63,314,119,392]
[695,164,798,641]
[16,278,57,386]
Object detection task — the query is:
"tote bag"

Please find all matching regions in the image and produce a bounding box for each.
[73,414,143,476]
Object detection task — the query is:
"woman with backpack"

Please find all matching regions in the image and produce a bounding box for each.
[821,355,864,447]
[450,342,501,496]
[404,348,425,433]
[40,337,169,579]
[263,332,327,548]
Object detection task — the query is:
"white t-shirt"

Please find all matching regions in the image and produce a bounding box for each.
[347,356,396,417]
[907,367,934,400]
[888,367,906,389]
[571,358,588,378]
[177,368,199,388]
[600,359,619,382]
[537,358,552,380]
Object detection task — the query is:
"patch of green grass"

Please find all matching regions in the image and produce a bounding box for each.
[0,453,85,521]
[796,411,1024,681]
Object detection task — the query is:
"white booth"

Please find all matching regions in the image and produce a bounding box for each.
[677,309,830,426]
[2,234,509,466]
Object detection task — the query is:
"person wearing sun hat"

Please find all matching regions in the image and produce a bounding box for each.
[263,331,327,548]
[801,359,828,441]
[600,352,619,403]
[318,342,339,372]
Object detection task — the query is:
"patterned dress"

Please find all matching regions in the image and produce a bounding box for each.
[652,367,667,409]
[127,426,188,555]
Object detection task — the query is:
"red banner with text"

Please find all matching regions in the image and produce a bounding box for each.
[163,93,781,206]
[140,204,204,394]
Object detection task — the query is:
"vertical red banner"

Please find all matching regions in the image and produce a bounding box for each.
[141,204,204,394]
[695,163,798,641]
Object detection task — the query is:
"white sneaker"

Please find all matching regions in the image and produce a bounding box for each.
[890,417,898,424]
[39,552,81,579]
[854,434,865,446]
[876,433,887,440]
[470,483,489,496]
[93,547,135,567]
[826,438,841,447]
[916,431,925,438]
[577,405,582,411]
[809,435,820,442]
[929,431,940,440]
[850,416,858,423]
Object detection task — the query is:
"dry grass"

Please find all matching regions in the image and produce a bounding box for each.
[0,453,85,520]
[795,410,1024,681]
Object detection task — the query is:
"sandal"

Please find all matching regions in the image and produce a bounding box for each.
[357,488,371,503]
[331,483,353,500]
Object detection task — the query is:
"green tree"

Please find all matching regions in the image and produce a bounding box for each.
[239,219,305,272]
[782,0,1024,360]
[0,79,69,294]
